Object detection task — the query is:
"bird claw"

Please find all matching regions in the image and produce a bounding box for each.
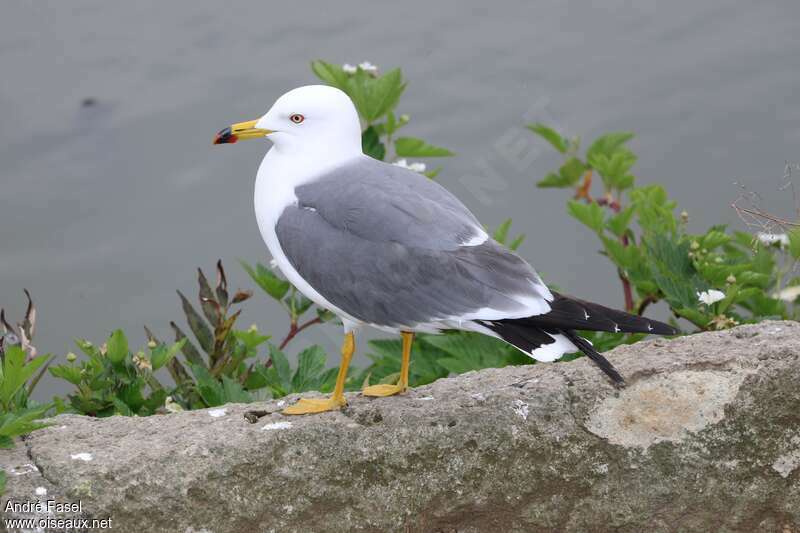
[362,383,407,397]
[282,397,346,415]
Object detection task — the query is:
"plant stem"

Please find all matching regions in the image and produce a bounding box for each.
[620,273,634,313]
[278,316,323,351]
[637,294,658,316]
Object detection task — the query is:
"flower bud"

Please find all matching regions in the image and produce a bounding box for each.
[726,274,737,284]
[690,241,700,251]
[66,352,77,363]
[147,340,157,349]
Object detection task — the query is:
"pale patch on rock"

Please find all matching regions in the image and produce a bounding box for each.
[261,421,293,431]
[511,399,529,421]
[586,370,746,449]
[9,463,38,475]
[208,408,227,418]
[34,486,47,496]
[70,452,93,462]
[772,435,800,478]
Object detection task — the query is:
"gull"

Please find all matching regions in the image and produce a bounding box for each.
[214,85,677,415]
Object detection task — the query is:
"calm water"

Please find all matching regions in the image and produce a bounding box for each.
[1,1,798,398]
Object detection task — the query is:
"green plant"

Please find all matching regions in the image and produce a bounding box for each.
[0,402,50,494]
[1,290,52,403]
[146,261,275,408]
[240,260,336,351]
[0,344,54,495]
[244,344,339,398]
[356,331,533,389]
[529,124,799,337]
[49,330,185,416]
[310,60,453,175]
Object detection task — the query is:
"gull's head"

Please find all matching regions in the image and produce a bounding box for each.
[213,85,362,155]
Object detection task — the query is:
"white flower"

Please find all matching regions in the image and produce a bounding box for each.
[757,232,789,248]
[697,289,726,305]
[775,285,800,302]
[358,61,378,73]
[342,63,357,74]
[392,159,426,173]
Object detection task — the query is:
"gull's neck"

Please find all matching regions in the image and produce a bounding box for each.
[254,142,363,227]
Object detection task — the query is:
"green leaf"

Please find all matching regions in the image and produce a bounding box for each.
[526,123,568,153]
[537,158,586,189]
[736,271,771,288]
[106,329,129,365]
[674,307,711,328]
[509,234,526,251]
[701,230,731,251]
[645,234,707,309]
[589,149,637,190]
[240,261,291,301]
[49,364,83,386]
[177,291,213,353]
[310,60,351,90]
[292,345,327,392]
[267,344,293,391]
[394,137,454,158]
[112,397,134,416]
[586,131,634,162]
[151,339,186,371]
[537,172,572,188]
[361,126,386,160]
[606,206,635,237]
[221,375,252,404]
[492,219,512,244]
[789,228,800,259]
[188,364,224,407]
[196,268,221,326]
[0,405,51,442]
[423,167,442,179]
[425,332,522,374]
[567,200,605,233]
[365,336,449,387]
[0,469,6,495]
[0,347,49,408]
[169,321,207,369]
[232,330,270,353]
[358,68,406,122]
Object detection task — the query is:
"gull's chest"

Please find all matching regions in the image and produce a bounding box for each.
[252,155,362,329]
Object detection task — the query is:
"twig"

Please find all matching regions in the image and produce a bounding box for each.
[637,294,658,316]
[278,316,323,351]
[731,204,800,228]
[620,274,634,313]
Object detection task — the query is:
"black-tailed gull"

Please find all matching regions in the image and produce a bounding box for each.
[214,85,677,415]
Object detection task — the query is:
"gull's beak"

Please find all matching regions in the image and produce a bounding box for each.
[213,119,272,145]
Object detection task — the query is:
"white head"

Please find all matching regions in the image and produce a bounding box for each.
[214,85,362,158]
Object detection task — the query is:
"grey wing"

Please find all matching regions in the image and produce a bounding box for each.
[294,157,487,251]
[276,205,553,329]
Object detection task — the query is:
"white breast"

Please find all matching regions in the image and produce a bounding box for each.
[253,149,364,332]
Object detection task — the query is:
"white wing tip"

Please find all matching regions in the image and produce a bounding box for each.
[460,231,489,247]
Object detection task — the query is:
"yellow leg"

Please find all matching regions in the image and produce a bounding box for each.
[363,331,413,397]
[283,331,354,415]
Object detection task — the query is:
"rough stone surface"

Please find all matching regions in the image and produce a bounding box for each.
[2,321,800,532]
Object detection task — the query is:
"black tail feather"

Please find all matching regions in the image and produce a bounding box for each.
[482,292,677,384]
[520,291,678,336]
[560,329,625,385]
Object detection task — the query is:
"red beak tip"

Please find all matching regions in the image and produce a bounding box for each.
[213,127,237,145]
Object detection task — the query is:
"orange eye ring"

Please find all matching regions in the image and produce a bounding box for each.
[290,113,305,124]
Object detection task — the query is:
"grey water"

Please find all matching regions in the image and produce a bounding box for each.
[1,0,798,400]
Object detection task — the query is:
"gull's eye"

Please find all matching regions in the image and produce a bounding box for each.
[290,113,305,124]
